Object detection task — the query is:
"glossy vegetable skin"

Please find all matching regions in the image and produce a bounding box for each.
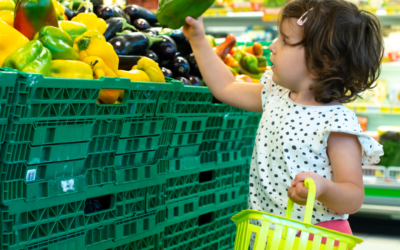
[103,17,136,41]
[34,26,79,60]
[118,55,142,70]
[156,0,214,29]
[3,40,52,76]
[124,5,157,25]
[109,32,162,56]
[97,4,130,23]
[14,0,59,40]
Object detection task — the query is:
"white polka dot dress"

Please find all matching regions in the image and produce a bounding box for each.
[248,71,384,225]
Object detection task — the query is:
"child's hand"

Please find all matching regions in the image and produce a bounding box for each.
[288,171,329,206]
[183,16,206,43]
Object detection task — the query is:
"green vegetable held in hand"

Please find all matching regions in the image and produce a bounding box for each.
[156,0,215,29]
[34,26,80,60]
[3,40,52,76]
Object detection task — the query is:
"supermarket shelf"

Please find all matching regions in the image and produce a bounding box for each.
[358,204,400,215]
[346,105,400,115]
[203,12,400,31]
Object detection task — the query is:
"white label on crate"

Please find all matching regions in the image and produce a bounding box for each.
[61,179,75,192]
[26,169,36,181]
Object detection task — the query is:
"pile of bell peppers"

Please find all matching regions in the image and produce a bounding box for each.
[0,0,166,105]
[211,34,269,83]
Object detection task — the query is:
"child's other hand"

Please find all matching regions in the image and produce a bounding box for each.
[287,171,329,206]
[183,16,206,42]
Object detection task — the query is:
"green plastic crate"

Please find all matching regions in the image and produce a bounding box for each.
[171,85,242,117]
[199,149,243,165]
[0,161,167,205]
[8,71,183,123]
[15,212,166,250]
[172,115,252,133]
[163,200,246,250]
[244,113,262,127]
[86,226,165,250]
[166,184,248,221]
[199,140,245,152]
[0,178,166,249]
[0,69,17,120]
[0,133,171,165]
[5,117,177,145]
[165,156,248,203]
[173,116,209,133]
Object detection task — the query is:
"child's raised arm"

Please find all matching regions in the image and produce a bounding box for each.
[183,17,263,113]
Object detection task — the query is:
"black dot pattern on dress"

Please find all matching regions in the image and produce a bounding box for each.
[249,72,382,226]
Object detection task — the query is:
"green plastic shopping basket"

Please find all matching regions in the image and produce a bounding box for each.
[231,178,363,250]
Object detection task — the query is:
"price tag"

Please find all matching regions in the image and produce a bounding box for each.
[262,8,281,22]
[356,106,367,112]
[379,107,391,114]
[393,107,400,114]
[204,9,228,17]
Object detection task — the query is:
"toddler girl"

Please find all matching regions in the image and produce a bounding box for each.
[183,0,384,242]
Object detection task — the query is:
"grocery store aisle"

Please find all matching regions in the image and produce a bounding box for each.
[355,234,400,249]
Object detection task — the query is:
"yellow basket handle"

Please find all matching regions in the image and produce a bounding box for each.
[284,178,316,225]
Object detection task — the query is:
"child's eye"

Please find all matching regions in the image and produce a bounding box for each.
[282,38,287,44]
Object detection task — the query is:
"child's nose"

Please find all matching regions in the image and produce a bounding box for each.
[269,39,277,54]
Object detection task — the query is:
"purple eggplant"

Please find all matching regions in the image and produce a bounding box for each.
[176,76,191,85]
[98,5,130,23]
[123,5,158,25]
[188,75,203,86]
[109,32,163,56]
[144,50,159,63]
[132,18,150,31]
[151,35,176,61]
[170,56,190,77]
[161,67,173,78]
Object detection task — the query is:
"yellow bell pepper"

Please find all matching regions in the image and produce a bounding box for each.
[0,20,29,67]
[52,0,67,20]
[0,0,14,26]
[117,70,151,82]
[136,57,166,83]
[82,56,116,79]
[117,69,151,99]
[50,60,94,79]
[81,56,120,104]
[71,13,107,34]
[73,30,119,74]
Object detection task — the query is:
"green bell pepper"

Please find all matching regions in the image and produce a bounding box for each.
[59,20,88,42]
[234,49,260,74]
[34,26,79,60]
[3,40,52,76]
[156,0,215,29]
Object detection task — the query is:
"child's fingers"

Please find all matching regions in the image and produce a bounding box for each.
[295,182,309,198]
[291,171,315,186]
[185,16,197,26]
[291,172,307,186]
[288,186,307,205]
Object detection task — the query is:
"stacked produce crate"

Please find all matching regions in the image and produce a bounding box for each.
[0,68,261,250]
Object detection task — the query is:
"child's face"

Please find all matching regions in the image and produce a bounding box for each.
[269,18,315,91]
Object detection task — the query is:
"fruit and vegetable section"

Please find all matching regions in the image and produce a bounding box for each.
[0,1,267,250]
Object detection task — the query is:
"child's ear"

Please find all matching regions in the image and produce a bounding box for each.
[309,55,329,80]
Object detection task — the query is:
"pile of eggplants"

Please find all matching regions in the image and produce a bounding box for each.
[96,4,204,86]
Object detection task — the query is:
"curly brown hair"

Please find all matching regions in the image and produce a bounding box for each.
[278,0,383,103]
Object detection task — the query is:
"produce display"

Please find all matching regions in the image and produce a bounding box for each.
[0,0,268,104]
[378,126,400,168]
